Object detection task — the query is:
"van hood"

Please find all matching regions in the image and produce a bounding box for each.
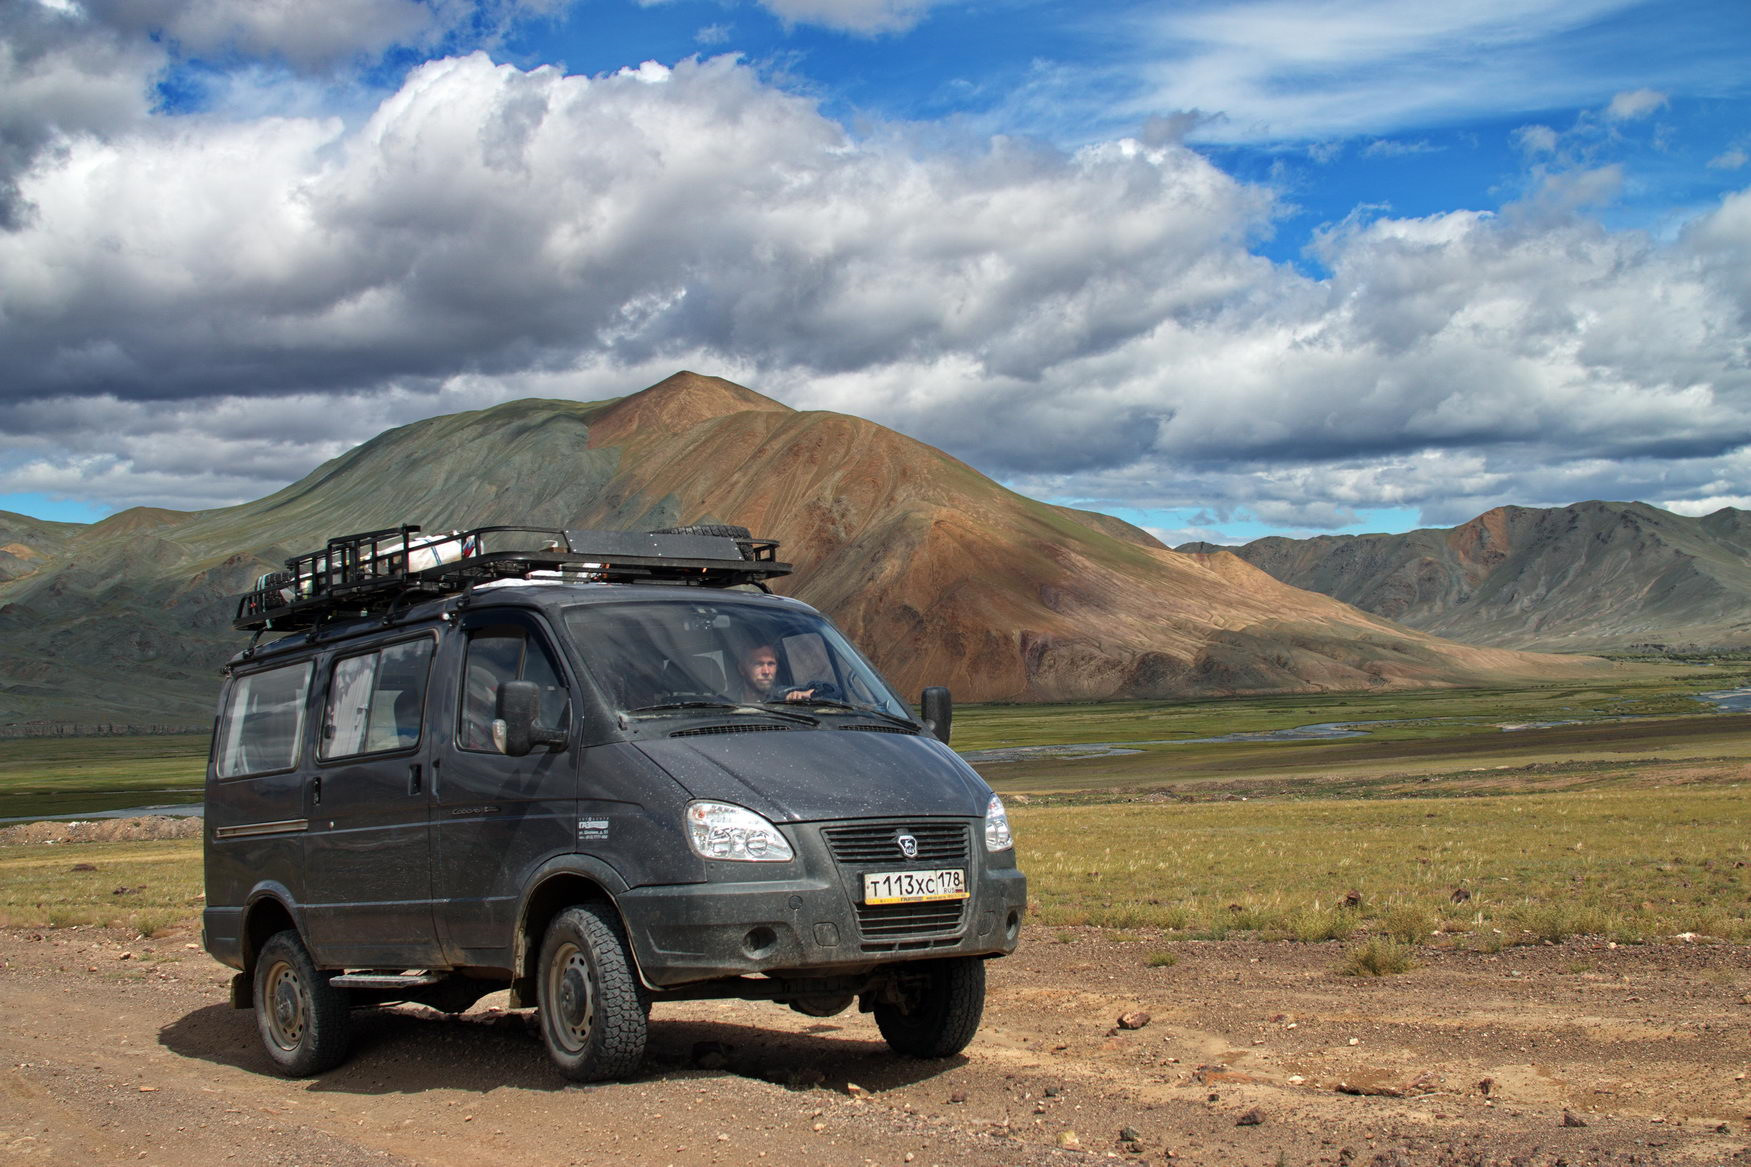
[632,727,989,823]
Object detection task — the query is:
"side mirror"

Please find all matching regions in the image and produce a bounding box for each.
[492,680,568,757]
[920,686,952,745]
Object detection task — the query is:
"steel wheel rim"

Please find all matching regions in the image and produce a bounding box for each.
[263,959,306,1052]
[546,940,595,1054]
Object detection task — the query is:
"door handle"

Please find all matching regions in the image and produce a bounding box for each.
[409,763,422,795]
[312,773,322,805]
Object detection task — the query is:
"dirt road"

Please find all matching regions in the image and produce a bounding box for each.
[1,925,1746,1167]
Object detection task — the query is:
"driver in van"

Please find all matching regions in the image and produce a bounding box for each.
[737,643,816,704]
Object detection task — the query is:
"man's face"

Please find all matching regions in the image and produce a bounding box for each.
[745,647,778,689]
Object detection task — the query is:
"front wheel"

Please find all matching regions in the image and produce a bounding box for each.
[536,904,649,1081]
[873,956,986,1058]
[253,929,351,1076]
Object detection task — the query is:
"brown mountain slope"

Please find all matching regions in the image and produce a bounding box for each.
[0,375,1617,724]
[1184,501,1751,652]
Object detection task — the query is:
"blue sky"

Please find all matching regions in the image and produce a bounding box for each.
[1,0,1749,544]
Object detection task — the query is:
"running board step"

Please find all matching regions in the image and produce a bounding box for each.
[330,972,444,989]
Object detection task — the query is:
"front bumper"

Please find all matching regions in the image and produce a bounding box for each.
[616,817,1026,988]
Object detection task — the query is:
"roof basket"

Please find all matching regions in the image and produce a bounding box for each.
[233,524,790,632]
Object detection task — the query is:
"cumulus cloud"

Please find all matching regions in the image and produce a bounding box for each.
[1604,87,1667,121]
[638,0,946,34]
[0,52,1272,408]
[0,2,162,228]
[1362,137,1440,157]
[77,0,569,70]
[0,42,1748,535]
[754,0,943,34]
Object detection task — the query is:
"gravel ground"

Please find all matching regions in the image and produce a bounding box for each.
[1,923,1747,1167]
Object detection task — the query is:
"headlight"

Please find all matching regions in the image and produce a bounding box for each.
[685,801,795,862]
[984,793,1013,852]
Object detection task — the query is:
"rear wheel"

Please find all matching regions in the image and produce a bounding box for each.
[253,929,351,1076]
[873,956,985,1058]
[537,904,649,1081]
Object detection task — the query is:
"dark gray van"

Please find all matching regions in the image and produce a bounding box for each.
[203,525,1025,1080]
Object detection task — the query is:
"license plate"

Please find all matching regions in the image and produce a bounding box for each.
[863,868,968,905]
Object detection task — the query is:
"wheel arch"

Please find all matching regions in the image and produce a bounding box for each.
[511,861,634,1006]
[240,885,301,977]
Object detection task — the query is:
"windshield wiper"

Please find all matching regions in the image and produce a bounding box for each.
[769,698,920,730]
[630,700,819,726]
[628,700,740,713]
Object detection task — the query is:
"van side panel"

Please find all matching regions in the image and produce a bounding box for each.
[429,615,577,967]
[300,749,440,967]
[202,672,315,970]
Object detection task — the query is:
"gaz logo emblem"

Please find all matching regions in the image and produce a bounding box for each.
[896,832,919,859]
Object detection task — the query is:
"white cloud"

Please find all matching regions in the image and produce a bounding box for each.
[0,45,1748,531]
[755,0,943,34]
[76,0,569,70]
[1125,0,1660,143]
[1603,87,1667,121]
[1709,147,1748,171]
[1362,137,1439,157]
[1513,124,1560,156]
[1663,495,1751,516]
[639,0,946,35]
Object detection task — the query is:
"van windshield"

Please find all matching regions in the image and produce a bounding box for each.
[563,601,912,722]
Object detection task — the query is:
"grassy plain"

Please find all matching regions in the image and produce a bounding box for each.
[0,838,202,934]
[0,732,208,819]
[950,668,1717,752]
[0,670,1746,947]
[1011,786,1749,945]
[956,671,1750,948]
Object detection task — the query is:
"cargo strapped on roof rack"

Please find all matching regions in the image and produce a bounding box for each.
[233,524,790,632]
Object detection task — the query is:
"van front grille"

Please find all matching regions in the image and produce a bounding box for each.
[821,821,969,865]
[854,900,968,948]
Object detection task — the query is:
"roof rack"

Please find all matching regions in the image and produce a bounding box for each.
[233,524,791,632]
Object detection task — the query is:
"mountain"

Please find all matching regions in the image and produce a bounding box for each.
[1179,501,1751,652]
[0,373,1618,726]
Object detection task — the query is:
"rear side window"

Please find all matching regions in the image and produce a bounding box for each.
[215,661,313,778]
[320,638,435,760]
[459,627,570,752]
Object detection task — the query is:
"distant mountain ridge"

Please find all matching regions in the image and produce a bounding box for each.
[1178,501,1751,651]
[0,373,1616,725]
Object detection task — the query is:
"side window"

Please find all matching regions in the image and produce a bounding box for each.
[459,627,570,753]
[370,640,434,751]
[323,655,375,758]
[319,638,435,760]
[216,661,313,778]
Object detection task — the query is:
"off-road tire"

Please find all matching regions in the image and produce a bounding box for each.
[253,929,351,1076]
[873,956,986,1058]
[536,904,649,1081]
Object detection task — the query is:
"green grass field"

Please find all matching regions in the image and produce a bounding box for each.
[949,668,1723,752]
[0,838,202,934]
[1,670,1746,947]
[0,733,209,818]
[1013,787,1749,945]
